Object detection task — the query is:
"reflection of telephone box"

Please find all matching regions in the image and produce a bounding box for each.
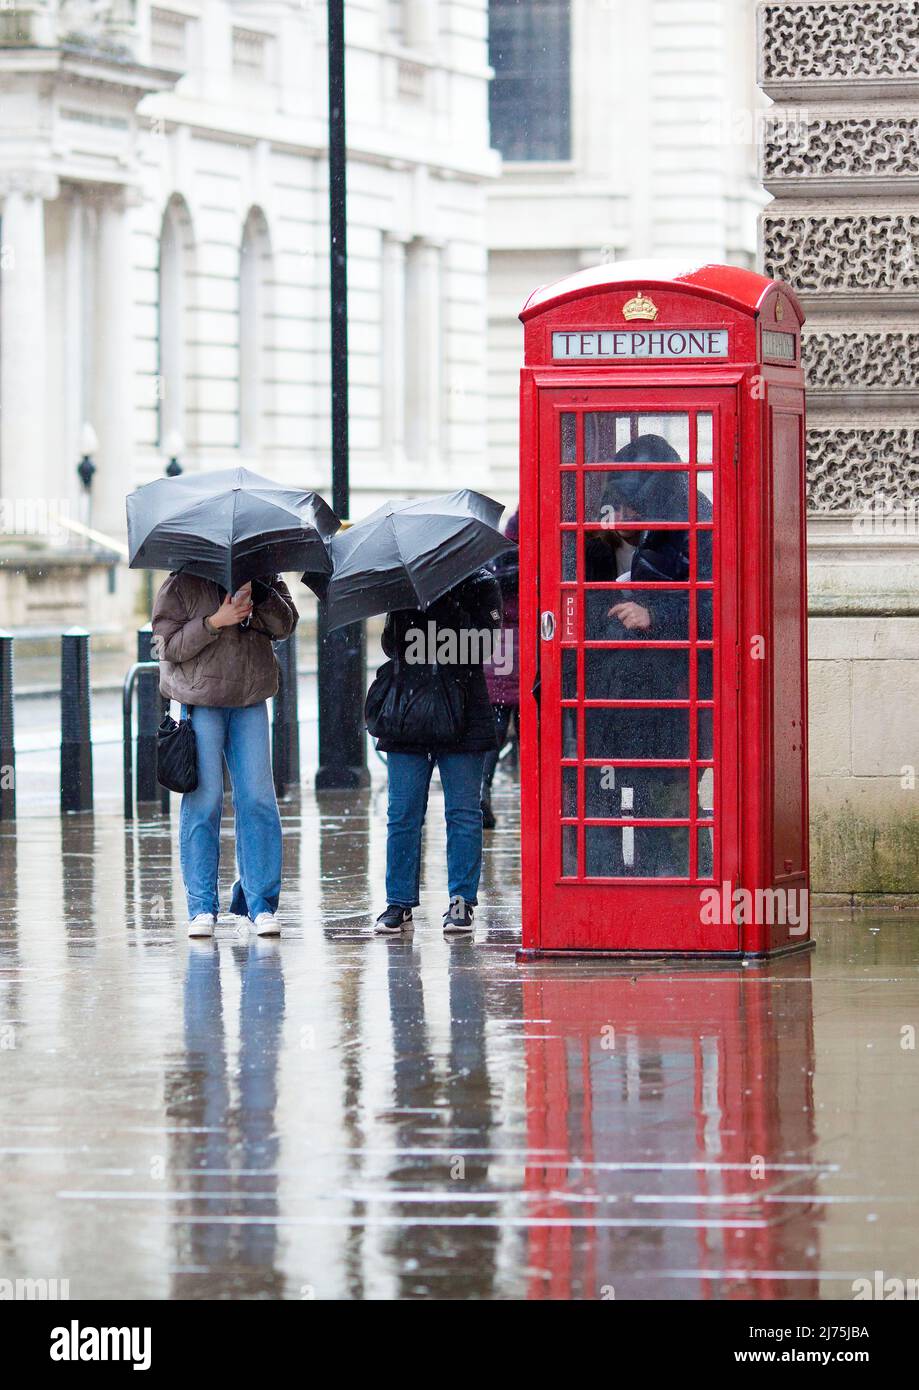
[517,263,811,959]
[523,960,819,1298]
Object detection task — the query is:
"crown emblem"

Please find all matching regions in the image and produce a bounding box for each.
[622,291,659,322]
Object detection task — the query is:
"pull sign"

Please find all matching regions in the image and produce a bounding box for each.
[562,593,577,641]
[540,611,556,641]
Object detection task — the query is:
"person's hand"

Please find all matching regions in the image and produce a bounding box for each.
[609,601,651,633]
[209,585,252,629]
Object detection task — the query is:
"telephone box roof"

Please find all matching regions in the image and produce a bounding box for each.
[520,259,804,323]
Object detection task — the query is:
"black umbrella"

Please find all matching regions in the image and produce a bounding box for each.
[127,466,339,593]
[305,490,516,631]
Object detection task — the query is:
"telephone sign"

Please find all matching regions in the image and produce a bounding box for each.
[551,328,729,360]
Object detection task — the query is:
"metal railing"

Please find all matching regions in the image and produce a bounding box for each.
[0,625,303,821]
[123,663,170,823]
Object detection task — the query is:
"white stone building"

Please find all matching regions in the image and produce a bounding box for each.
[485,0,766,498]
[0,0,497,629]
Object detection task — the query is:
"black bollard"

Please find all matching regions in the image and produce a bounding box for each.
[61,629,93,814]
[316,609,370,790]
[135,625,160,803]
[272,632,300,797]
[0,632,15,821]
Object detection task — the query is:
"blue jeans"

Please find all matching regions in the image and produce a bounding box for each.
[179,703,282,919]
[385,751,486,908]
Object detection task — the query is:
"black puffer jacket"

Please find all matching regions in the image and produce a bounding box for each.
[375,569,502,755]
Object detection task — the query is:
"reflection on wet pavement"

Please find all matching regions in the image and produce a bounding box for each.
[1,783,918,1299]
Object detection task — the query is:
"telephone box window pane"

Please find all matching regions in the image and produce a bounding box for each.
[585,708,689,760]
[636,414,690,462]
[698,768,714,816]
[696,531,713,581]
[560,412,576,462]
[585,765,690,819]
[562,531,577,581]
[561,471,576,522]
[562,648,577,699]
[562,708,578,758]
[585,413,689,463]
[585,823,630,878]
[583,528,634,582]
[586,589,689,642]
[562,824,578,878]
[562,767,578,817]
[698,590,713,641]
[697,471,714,516]
[584,412,632,462]
[584,470,689,524]
[697,413,713,463]
[584,648,690,702]
[698,648,713,700]
[698,826,715,879]
[585,825,689,879]
[698,707,713,760]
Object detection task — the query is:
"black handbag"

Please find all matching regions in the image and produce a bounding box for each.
[365,652,467,747]
[156,707,198,793]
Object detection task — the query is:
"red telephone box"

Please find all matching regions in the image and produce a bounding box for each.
[518,262,811,960]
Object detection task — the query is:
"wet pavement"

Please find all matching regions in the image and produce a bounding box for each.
[1,772,919,1300]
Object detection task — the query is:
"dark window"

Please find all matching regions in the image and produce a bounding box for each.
[489,0,571,162]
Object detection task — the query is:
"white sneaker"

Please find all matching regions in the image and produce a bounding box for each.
[187,913,216,937]
[253,912,280,937]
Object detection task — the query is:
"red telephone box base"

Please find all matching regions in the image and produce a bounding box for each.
[516,939,815,967]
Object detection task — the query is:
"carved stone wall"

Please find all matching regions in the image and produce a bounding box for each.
[763,116,919,182]
[761,1,919,83]
[764,213,919,295]
[758,3,919,896]
[758,1,919,513]
[802,330,919,390]
[808,427,919,509]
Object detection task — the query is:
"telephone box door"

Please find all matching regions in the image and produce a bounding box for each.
[537,387,740,952]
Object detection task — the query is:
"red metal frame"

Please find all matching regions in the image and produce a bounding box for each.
[518,264,810,960]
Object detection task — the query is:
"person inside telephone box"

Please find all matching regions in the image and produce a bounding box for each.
[583,433,713,879]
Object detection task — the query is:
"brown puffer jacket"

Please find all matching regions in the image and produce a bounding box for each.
[152,572,298,708]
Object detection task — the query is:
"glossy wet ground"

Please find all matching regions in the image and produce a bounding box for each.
[1,779,918,1300]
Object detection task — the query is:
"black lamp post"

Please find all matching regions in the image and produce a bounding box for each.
[76,423,97,540]
[163,429,184,477]
[77,423,97,494]
[315,0,369,790]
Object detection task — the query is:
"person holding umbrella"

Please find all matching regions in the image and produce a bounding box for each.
[129,467,338,937]
[306,491,514,935]
[373,566,503,936]
[152,571,298,937]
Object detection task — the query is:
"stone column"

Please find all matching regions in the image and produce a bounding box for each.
[63,188,86,518]
[381,233,406,464]
[403,0,437,50]
[757,0,919,897]
[92,186,135,538]
[0,172,57,517]
[406,238,442,465]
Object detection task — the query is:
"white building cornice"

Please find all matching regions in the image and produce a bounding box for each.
[0,168,60,199]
